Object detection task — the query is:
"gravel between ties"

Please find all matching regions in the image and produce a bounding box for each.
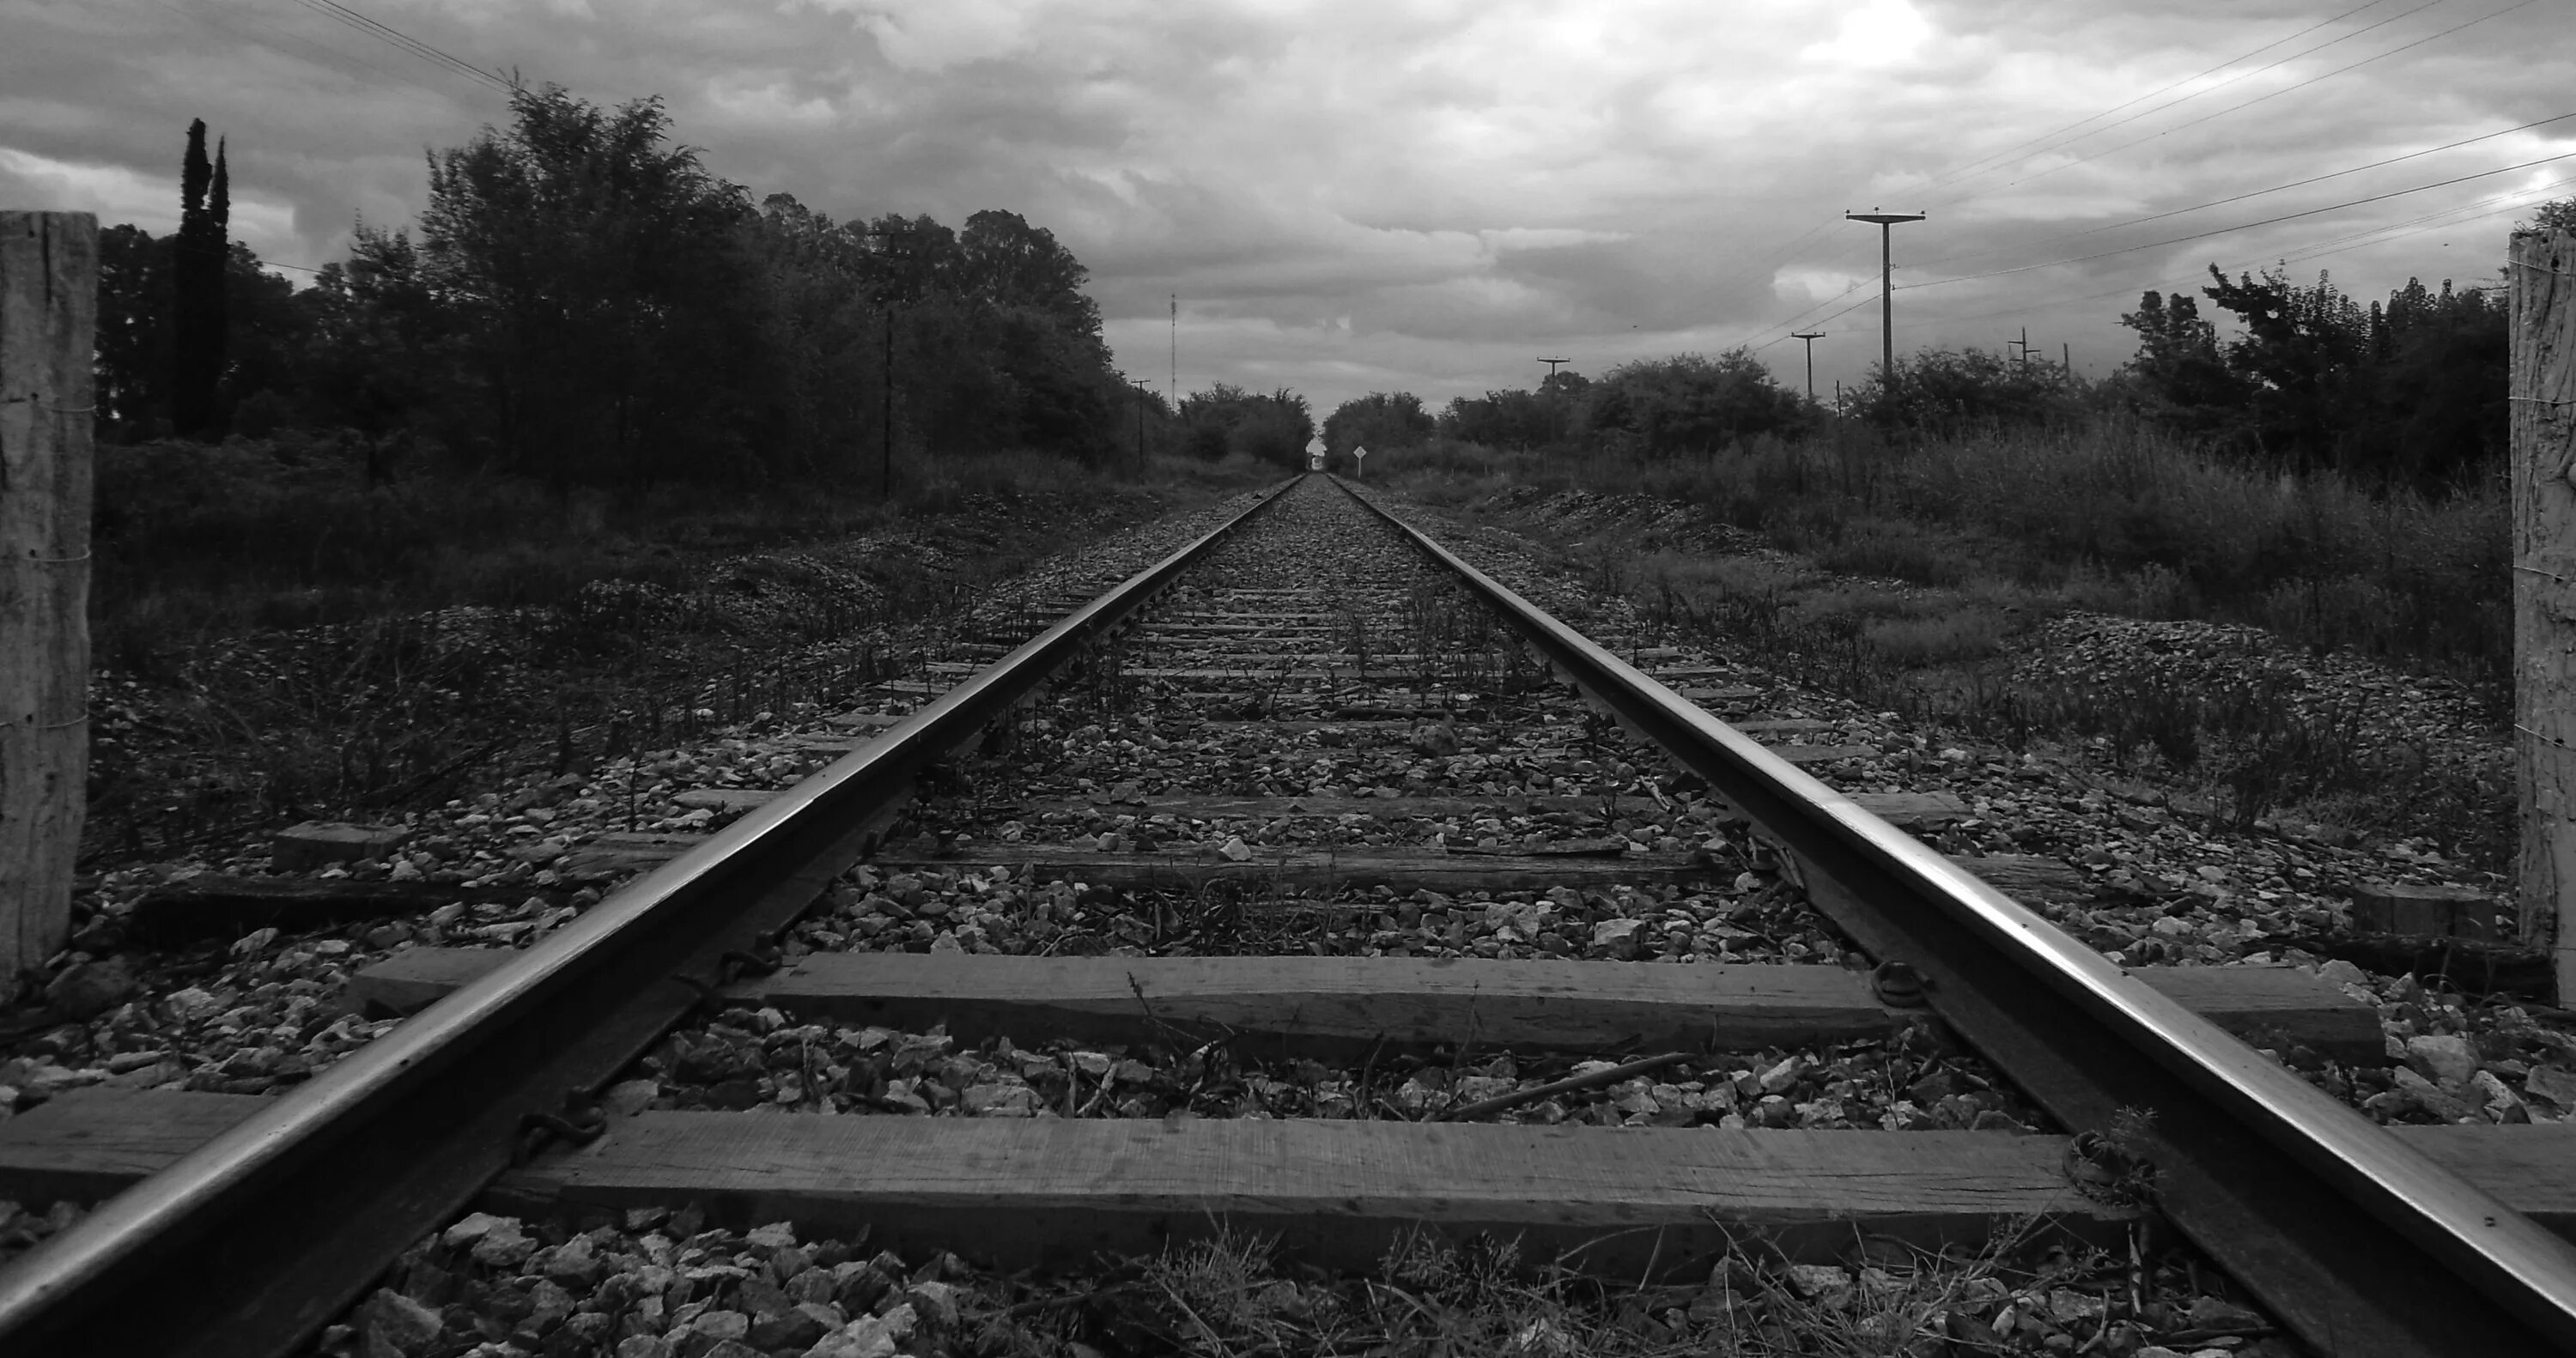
[0,478,2512,1358]
[344,477,2271,1358]
[0,488,1281,1138]
[620,476,2052,1140]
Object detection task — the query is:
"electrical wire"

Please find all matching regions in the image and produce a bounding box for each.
[1704,3,2413,306]
[1912,0,2433,203]
[1905,148,2576,291]
[1789,176,2573,339]
[158,0,424,95]
[1728,9,2500,354]
[1925,0,2539,211]
[279,0,514,92]
[1908,111,2576,271]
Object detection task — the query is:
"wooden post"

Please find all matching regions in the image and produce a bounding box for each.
[2513,227,2576,1002]
[0,211,96,985]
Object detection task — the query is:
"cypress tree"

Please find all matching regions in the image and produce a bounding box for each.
[172,119,227,436]
[210,139,230,424]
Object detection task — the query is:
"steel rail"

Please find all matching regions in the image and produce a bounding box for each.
[1334,475,2576,1356]
[0,479,1297,1358]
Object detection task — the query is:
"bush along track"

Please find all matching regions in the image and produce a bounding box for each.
[3,477,2566,1355]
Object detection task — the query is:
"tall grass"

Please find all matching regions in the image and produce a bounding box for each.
[92,433,1255,655]
[1380,417,2508,694]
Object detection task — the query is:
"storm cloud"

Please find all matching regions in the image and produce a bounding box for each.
[6,0,2570,410]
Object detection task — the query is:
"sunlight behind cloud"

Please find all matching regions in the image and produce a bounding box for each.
[1801,0,1934,70]
[703,79,840,126]
[1773,264,1868,306]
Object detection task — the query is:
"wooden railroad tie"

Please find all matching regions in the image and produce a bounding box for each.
[332,950,2385,1065]
[9,1088,2573,1276]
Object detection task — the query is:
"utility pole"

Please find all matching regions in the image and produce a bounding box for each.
[863,223,915,498]
[1845,209,1925,383]
[0,212,95,981]
[1538,356,1571,380]
[2513,223,2576,999]
[2063,342,2072,380]
[2008,326,2032,372]
[1170,294,1177,407]
[1791,331,1826,402]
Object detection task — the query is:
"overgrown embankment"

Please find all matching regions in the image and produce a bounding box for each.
[1382,419,2506,692]
[83,436,1275,864]
[1378,420,2511,866]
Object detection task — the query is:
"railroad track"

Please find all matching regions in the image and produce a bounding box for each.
[3,474,2575,1355]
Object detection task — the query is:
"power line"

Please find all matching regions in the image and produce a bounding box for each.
[1810,175,2575,336]
[1717,2,2542,363]
[1728,9,2484,355]
[1927,0,2538,211]
[1912,0,2427,203]
[280,0,514,92]
[160,0,428,96]
[1905,148,2576,292]
[1911,111,2576,271]
[1910,0,2395,193]
[2067,111,2576,234]
[1736,107,2565,355]
[1704,3,2407,306]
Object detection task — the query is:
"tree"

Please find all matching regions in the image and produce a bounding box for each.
[1437,381,1578,450]
[1180,384,1311,467]
[1850,346,2075,435]
[2115,290,2246,440]
[1323,391,1434,453]
[417,84,758,487]
[2528,197,2576,234]
[2196,265,2374,469]
[94,86,1141,487]
[956,209,1102,341]
[171,120,228,436]
[2180,264,2505,486]
[1539,370,1591,403]
[94,224,173,433]
[1583,349,1801,455]
[218,240,308,434]
[2368,277,2507,487]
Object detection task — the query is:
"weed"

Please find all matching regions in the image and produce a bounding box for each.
[1078,1214,2177,1357]
[1382,415,2508,697]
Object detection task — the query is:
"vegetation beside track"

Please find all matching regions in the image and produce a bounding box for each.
[1372,424,2512,874]
[77,447,1274,882]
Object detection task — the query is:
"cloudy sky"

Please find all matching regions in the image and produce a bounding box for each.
[6,0,2572,413]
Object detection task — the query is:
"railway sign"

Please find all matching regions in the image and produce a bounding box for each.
[1352,444,1369,478]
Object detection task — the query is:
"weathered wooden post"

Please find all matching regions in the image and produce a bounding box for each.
[0,211,95,985]
[2514,225,2576,1002]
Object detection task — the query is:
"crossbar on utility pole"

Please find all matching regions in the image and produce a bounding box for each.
[1791,332,1825,402]
[0,211,96,982]
[1538,356,1570,380]
[1845,209,1924,383]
